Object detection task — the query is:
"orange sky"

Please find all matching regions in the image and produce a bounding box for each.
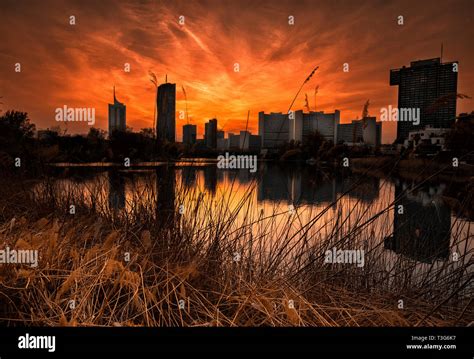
[1,0,473,144]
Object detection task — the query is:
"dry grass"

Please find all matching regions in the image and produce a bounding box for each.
[0,171,472,327]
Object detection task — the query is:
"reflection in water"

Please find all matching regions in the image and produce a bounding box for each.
[108,171,125,210]
[156,165,176,225]
[203,166,217,195]
[385,181,451,263]
[41,163,470,269]
[181,167,197,188]
[257,165,380,205]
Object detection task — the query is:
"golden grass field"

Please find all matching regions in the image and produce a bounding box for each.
[0,171,472,327]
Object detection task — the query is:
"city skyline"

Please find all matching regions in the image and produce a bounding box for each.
[1,0,474,144]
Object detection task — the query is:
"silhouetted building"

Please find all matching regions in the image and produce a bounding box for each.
[183,124,197,145]
[239,131,261,150]
[337,117,382,146]
[390,58,458,142]
[296,110,340,143]
[157,81,176,142]
[228,133,240,148]
[217,138,228,150]
[204,118,218,148]
[258,110,340,149]
[108,87,126,136]
[258,112,290,148]
[403,126,449,153]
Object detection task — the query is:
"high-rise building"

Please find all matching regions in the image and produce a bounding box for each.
[258,110,340,148]
[182,124,197,145]
[239,131,261,150]
[204,118,217,148]
[337,117,382,147]
[294,110,340,143]
[258,112,290,149]
[108,87,126,136]
[228,133,240,148]
[390,58,458,142]
[157,81,176,142]
[216,130,227,149]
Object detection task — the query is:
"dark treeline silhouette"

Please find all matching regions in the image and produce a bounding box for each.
[274,130,376,162]
[445,111,474,160]
[0,110,183,171]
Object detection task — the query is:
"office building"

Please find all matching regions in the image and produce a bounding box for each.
[294,110,340,143]
[204,118,218,148]
[228,133,240,148]
[259,110,340,149]
[108,87,126,136]
[403,126,449,153]
[239,131,261,150]
[157,81,176,142]
[183,124,197,145]
[390,58,458,142]
[258,112,290,148]
[337,117,382,147]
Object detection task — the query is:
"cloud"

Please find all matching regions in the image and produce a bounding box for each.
[0,0,473,143]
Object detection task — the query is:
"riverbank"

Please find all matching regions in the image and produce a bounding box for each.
[351,157,474,183]
[351,157,474,219]
[0,176,471,327]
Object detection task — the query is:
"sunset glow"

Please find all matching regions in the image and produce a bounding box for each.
[1,0,473,143]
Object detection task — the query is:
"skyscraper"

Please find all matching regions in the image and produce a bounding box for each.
[204,118,217,148]
[183,124,197,145]
[390,58,458,142]
[108,86,126,136]
[157,80,176,142]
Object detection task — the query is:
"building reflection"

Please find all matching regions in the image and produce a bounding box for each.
[155,165,176,225]
[384,181,451,263]
[257,165,380,205]
[203,165,217,195]
[108,170,125,210]
[181,167,197,189]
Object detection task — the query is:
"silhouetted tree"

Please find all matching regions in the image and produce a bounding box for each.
[303,130,325,157]
[0,110,35,155]
[446,112,474,158]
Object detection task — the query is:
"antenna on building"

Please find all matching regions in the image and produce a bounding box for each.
[440,43,443,62]
[165,74,168,83]
[113,85,116,101]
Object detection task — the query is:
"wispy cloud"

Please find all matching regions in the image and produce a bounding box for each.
[0,0,472,143]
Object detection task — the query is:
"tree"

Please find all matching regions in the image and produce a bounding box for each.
[445,112,474,157]
[0,110,35,154]
[303,130,325,157]
[0,110,35,140]
[87,127,106,141]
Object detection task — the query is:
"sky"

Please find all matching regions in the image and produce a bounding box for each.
[0,0,473,143]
